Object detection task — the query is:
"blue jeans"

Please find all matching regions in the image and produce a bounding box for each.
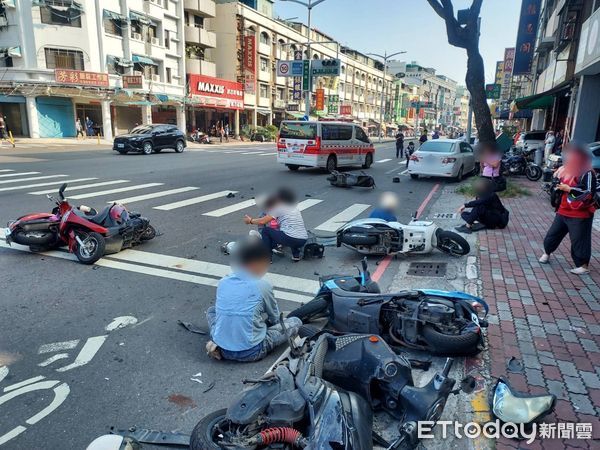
[206,306,302,362]
[260,227,307,258]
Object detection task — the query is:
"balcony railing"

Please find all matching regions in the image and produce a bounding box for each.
[183,0,216,18]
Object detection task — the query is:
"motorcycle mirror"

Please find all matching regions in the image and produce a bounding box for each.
[58,183,67,200]
[460,375,477,394]
[361,257,368,273]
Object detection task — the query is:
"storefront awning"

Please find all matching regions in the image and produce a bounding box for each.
[129,11,153,26]
[0,46,21,58]
[32,0,84,12]
[256,109,271,117]
[514,82,571,110]
[103,9,128,23]
[132,55,156,66]
[108,55,133,68]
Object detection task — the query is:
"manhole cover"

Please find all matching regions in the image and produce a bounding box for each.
[432,213,457,219]
[407,262,447,277]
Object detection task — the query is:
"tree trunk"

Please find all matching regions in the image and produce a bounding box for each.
[466,47,496,144]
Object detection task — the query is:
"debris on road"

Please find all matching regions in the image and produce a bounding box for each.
[177,320,208,335]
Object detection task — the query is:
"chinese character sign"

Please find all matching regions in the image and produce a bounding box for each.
[495,61,504,85]
[513,0,541,75]
[315,89,325,111]
[55,69,109,87]
[501,48,515,100]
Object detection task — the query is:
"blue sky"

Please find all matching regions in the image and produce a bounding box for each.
[274,0,523,84]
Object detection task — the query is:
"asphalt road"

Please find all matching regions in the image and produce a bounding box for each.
[0,140,442,449]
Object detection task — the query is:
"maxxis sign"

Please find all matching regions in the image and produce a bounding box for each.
[244,35,256,94]
[188,74,244,110]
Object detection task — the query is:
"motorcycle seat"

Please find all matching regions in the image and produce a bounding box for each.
[76,206,112,226]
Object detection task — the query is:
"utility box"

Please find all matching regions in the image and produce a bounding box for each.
[495,132,513,154]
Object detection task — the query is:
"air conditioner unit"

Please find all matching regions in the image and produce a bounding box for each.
[133,71,143,76]
[132,32,142,41]
[151,37,160,45]
[152,74,161,82]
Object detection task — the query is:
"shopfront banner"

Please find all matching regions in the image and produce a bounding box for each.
[122,75,143,89]
[513,0,541,75]
[244,35,256,94]
[189,74,244,110]
[55,69,109,87]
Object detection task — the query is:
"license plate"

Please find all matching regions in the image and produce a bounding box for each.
[117,143,125,148]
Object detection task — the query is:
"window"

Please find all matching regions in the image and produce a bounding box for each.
[260,57,268,72]
[355,126,370,143]
[279,122,317,139]
[166,67,172,83]
[147,24,158,42]
[103,14,123,37]
[164,30,170,49]
[193,15,204,28]
[276,88,284,100]
[259,31,270,45]
[45,48,84,70]
[107,57,125,75]
[131,21,143,39]
[259,84,269,98]
[322,124,353,141]
[40,1,82,27]
[460,143,473,153]
[419,141,455,153]
[134,62,158,79]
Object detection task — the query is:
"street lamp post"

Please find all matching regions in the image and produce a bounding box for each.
[367,50,406,142]
[281,0,329,118]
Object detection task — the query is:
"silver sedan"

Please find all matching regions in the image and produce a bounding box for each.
[408,139,476,180]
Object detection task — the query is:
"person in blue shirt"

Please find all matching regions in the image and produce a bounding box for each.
[205,238,302,362]
[369,191,399,222]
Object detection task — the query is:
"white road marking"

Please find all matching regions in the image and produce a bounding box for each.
[0,172,40,178]
[3,376,46,393]
[29,180,130,195]
[0,169,14,173]
[153,190,237,211]
[0,175,68,185]
[68,183,164,200]
[38,354,69,367]
[0,425,27,446]
[297,198,323,211]
[0,366,7,382]
[203,199,256,217]
[259,153,276,156]
[0,178,97,193]
[109,187,198,204]
[241,152,261,155]
[38,340,79,354]
[376,158,392,163]
[400,169,409,175]
[105,316,138,331]
[315,204,371,232]
[26,383,70,424]
[56,336,108,372]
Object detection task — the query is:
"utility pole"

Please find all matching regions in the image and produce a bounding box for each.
[281,0,329,119]
[367,50,406,142]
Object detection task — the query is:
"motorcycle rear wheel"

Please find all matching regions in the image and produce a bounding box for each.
[190,409,229,450]
[436,230,470,256]
[74,231,105,265]
[141,225,156,241]
[422,325,480,355]
[288,296,330,323]
[526,165,542,181]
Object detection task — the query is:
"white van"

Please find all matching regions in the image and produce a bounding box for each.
[277,121,375,172]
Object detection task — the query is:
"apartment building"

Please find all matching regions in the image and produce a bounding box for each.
[0,0,188,138]
[212,0,396,134]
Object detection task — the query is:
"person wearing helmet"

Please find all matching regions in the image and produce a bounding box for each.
[369,191,399,222]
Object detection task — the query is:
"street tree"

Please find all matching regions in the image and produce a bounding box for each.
[426,0,495,144]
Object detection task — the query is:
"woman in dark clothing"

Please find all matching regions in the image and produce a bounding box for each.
[456,178,509,233]
[539,142,597,275]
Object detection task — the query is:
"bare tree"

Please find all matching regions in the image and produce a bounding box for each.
[427,0,495,144]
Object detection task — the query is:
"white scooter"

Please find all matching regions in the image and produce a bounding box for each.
[337,218,470,257]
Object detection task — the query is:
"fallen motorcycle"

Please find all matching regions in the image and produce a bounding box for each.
[5,183,156,264]
[337,217,470,256]
[327,170,375,188]
[189,328,474,449]
[289,259,488,355]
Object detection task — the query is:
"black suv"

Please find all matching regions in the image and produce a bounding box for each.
[113,124,186,155]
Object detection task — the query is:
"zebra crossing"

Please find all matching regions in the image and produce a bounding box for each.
[0,169,375,232]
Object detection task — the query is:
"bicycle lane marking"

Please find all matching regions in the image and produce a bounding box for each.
[371,183,441,282]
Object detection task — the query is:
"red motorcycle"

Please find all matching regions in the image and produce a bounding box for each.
[5,183,156,264]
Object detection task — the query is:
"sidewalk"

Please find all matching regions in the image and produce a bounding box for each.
[479,179,600,448]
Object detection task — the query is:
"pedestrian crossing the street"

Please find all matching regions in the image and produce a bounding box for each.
[1,170,379,233]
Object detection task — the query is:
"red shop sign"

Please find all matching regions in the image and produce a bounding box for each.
[188,74,245,110]
[340,105,352,116]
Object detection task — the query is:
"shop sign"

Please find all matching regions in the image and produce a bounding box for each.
[189,74,244,110]
[485,83,502,100]
[513,0,541,75]
[315,89,325,111]
[302,60,310,91]
[55,69,109,87]
[501,48,515,100]
[244,35,256,94]
[340,104,352,116]
[576,6,600,74]
[287,104,300,111]
[495,61,504,85]
[122,75,143,89]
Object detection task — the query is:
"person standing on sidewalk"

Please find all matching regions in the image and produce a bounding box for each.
[539,143,597,275]
[419,129,428,147]
[0,115,6,139]
[75,118,84,139]
[395,130,404,159]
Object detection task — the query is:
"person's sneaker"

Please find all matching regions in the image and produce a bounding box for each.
[205,340,222,360]
[455,225,472,234]
[248,230,261,239]
[538,254,550,264]
[272,245,285,257]
[570,267,590,275]
[291,256,301,262]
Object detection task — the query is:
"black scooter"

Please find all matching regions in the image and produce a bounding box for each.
[189,327,474,449]
[327,170,375,188]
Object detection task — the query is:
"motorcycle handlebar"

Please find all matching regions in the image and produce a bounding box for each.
[441,358,454,377]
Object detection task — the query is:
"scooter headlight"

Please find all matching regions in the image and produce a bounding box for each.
[492,379,555,424]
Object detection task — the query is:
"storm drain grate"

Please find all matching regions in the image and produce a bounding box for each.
[407,262,448,277]
[432,213,457,219]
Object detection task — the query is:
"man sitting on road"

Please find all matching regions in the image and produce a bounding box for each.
[369,191,399,222]
[205,238,302,362]
[456,178,509,234]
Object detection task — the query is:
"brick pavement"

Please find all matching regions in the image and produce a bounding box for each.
[479,180,600,448]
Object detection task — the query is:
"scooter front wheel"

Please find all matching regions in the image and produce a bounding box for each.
[190,409,230,450]
[74,231,105,265]
[436,230,470,256]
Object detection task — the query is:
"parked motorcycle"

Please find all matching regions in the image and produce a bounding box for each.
[190,327,474,449]
[189,131,211,144]
[337,217,470,257]
[5,183,156,264]
[289,259,488,355]
[502,147,543,181]
[327,170,376,188]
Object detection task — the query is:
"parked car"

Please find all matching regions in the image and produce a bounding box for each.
[408,139,476,181]
[515,130,546,151]
[113,124,186,155]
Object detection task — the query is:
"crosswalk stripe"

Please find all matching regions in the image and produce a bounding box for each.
[400,169,409,175]
[315,203,370,232]
[259,153,276,156]
[0,175,68,185]
[297,198,323,211]
[0,178,97,193]
[0,172,40,178]
[29,180,130,195]
[203,199,256,217]
[0,169,14,173]
[153,190,237,211]
[241,152,260,155]
[68,183,164,200]
[110,187,199,204]
[377,158,392,163]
